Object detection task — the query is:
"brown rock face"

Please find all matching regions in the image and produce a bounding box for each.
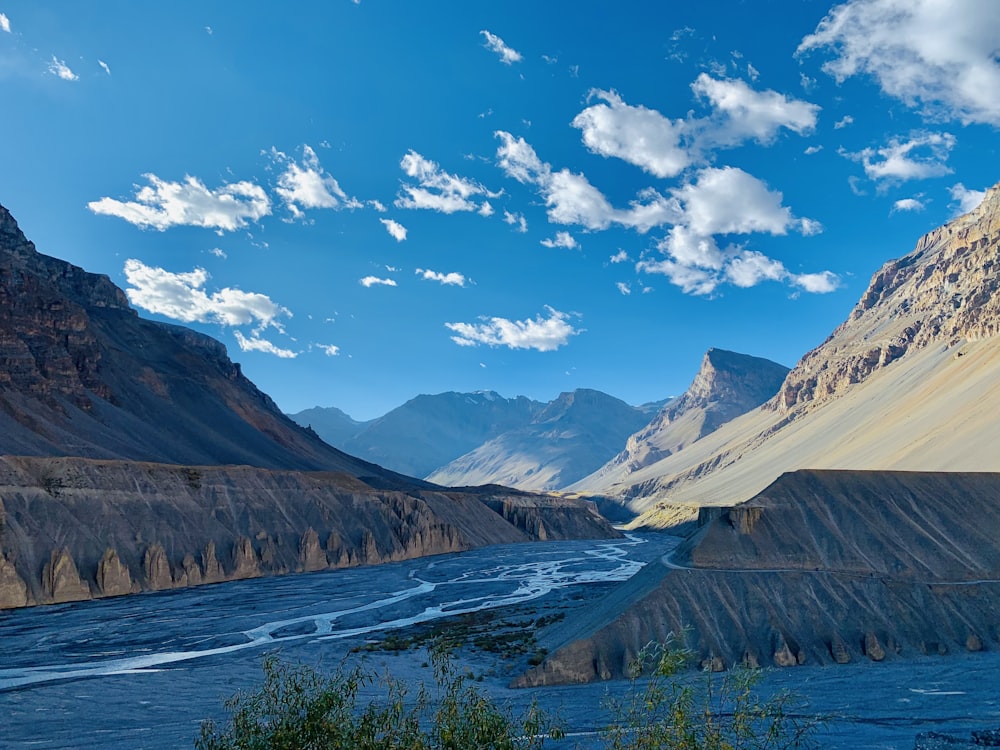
[41,548,91,603]
[0,553,30,608]
[96,548,134,597]
[0,456,618,610]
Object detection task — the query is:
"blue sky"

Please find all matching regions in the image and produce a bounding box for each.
[1,1,998,420]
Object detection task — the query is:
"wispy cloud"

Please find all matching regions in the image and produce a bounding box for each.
[799,0,1000,125]
[269,145,359,219]
[98,60,111,76]
[480,30,522,65]
[380,218,408,241]
[540,231,579,249]
[891,197,925,213]
[416,268,468,287]
[48,56,78,81]
[503,210,528,232]
[315,343,340,356]
[833,114,854,129]
[446,306,580,351]
[122,259,291,332]
[233,331,298,358]
[89,175,271,231]
[844,131,955,185]
[616,282,632,295]
[0,13,11,33]
[396,150,498,215]
[359,276,397,288]
[610,249,630,264]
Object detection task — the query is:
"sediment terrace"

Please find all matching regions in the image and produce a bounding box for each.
[516,470,1000,686]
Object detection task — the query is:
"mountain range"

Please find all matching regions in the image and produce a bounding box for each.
[0,202,617,609]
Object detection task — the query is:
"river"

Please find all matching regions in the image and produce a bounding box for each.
[2,533,999,749]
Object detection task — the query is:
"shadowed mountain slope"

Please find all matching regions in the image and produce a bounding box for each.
[515,470,1000,686]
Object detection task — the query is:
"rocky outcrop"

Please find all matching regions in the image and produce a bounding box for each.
[577,349,788,490]
[514,470,1000,686]
[0,456,618,610]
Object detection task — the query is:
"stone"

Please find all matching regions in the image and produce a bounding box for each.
[96,548,133,597]
[41,548,91,603]
[143,544,173,590]
[231,537,260,579]
[299,528,328,572]
[864,632,886,662]
[0,553,30,608]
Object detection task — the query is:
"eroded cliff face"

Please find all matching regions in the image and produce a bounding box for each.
[777,185,1000,410]
[0,456,618,610]
[514,470,1000,686]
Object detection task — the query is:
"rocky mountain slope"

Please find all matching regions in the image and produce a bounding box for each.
[592,183,1000,526]
[572,349,788,491]
[515,470,1000,686]
[288,405,371,448]
[0,203,407,479]
[0,455,617,609]
[426,389,653,491]
[293,392,543,478]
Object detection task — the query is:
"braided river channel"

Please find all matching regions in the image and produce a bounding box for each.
[2,532,999,749]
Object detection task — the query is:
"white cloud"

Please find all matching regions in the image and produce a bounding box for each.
[572,90,693,178]
[503,210,528,232]
[480,30,522,65]
[445,306,580,351]
[48,56,78,81]
[610,249,630,264]
[636,167,835,295]
[270,145,358,218]
[316,343,340,356]
[616,282,632,295]
[0,13,10,33]
[495,131,681,232]
[891,197,925,213]
[804,145,823,155]
[690,74,820,146]
[369,200,387,212]
[89,174,271,231]
[845,131,955,184]
[790,271,841,293]
[798,0,1000,125]
[395,150,497,214]
[416,268,468,287]
[380,218,408,241]
[122,259,291,330]
[949,183,987,214]
[233,331,298,358]
[208,247,227,259]
[540,231,579,249]
[359,276,397,288]
[834,114,854,129]
[98,60,111,76]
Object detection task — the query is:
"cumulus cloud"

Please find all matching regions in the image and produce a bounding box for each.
[798,0,1000,125]
[0,13,9,33]
[610,249,630,264]
[122,259,291,332]
[315,343,340,356]
[89,174,271,231]
[495,131,681,232]
[844,131,955,184]
[636,167,836,295]
[949,183,988,214]
[380,218,408,241]
[570,80,818,178]
[359,276,397,288]
[396,150,498,214]
[891,197,925,213]
[48,56,78,81]
[790,271,841,293]
[480,30,522,64]
[269,145,359,218]
[445,306,580,351]
[834,115,854,129]
[416,268,468,286]
[233,331,297,358]
[540,231,579,249]
[690,74,820,146]
[804,145,823,155]
[572,90,692,178]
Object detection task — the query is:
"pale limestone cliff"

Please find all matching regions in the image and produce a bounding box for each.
[41,548,91,603]
[96,548,135,597]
